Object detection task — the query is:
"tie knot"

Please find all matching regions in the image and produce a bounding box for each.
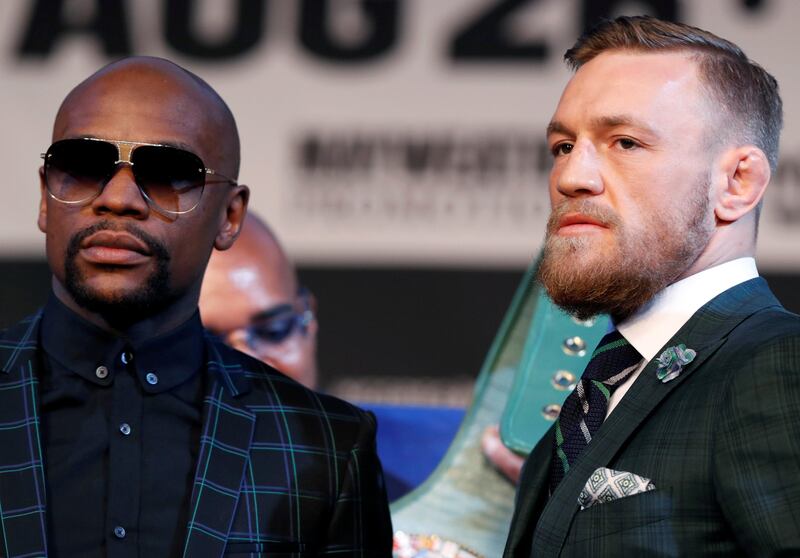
[591,329,628,356]
[581,330,642,383]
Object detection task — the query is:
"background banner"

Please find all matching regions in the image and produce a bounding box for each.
[1,0,798,269]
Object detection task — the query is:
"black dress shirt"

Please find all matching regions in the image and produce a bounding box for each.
[39,296,205,557]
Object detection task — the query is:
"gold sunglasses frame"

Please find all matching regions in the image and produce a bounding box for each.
[41,137,237,216]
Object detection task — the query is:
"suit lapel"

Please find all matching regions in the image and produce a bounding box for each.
[530,278,780,557]
[0,312,49,557]
[182,335,256,558]
[504,426,554,557]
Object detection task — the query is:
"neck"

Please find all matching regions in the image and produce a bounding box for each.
[51,277,200,340]
[677,221,756,282]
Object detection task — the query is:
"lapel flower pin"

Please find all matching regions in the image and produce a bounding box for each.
[655,344,696,383]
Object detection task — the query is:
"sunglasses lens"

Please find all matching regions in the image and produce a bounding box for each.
[45,139,117,202]
[132,145,205,214]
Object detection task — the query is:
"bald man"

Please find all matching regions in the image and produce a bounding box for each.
[0,57,391,557]
[200,213,319,389]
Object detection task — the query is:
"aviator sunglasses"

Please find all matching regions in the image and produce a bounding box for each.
[41,137,237,215]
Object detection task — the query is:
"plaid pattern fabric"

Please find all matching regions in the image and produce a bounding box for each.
[0,312,48,558]
[0,311,392,558]
[505,279,800,557]
[549,330,641,491]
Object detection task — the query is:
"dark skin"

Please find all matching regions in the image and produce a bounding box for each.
[37,57,249,338]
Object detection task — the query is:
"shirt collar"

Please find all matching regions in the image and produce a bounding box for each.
[41,295,205,393]
[616,257,758,361]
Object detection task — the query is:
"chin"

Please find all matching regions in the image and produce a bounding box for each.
[65,272,174,324]
[545,234,611,267]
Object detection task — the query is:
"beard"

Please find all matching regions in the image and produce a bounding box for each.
[64,221,173,323]
[538,178,713,322]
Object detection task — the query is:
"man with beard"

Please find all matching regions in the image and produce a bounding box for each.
[504,16,800,557]
[0,57,392,557]
[200,213,319,390]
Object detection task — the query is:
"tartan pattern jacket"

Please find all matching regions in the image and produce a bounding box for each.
[504,278,800,557]
[0,311,393,557]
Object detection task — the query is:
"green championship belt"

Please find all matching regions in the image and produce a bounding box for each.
[391,259,609,557]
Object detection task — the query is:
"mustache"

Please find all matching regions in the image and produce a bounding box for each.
[66,221,171,263]
[546,200,622,233]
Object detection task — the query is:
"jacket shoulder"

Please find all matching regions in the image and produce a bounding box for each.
[726,302,800,348]
[707,301,800,395]
[210,337,375,442]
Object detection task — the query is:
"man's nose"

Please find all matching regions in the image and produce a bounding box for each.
[90,165,150,217]
[554,141,604,197]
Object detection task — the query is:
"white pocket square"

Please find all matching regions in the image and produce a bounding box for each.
[578,467,655,510]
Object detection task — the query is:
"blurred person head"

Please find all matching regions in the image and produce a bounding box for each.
[200,213,318,388]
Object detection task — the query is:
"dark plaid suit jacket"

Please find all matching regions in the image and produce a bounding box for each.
[504,278,800,557]
[0,310,393,557]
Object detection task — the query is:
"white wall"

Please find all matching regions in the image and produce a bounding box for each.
[2,0,798,269]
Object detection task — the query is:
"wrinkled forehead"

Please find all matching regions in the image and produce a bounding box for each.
[220,249,296,301]
[553,50,710,127]
[57,64,216,135]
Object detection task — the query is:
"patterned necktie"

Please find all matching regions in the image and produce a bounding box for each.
[549,329,642,492]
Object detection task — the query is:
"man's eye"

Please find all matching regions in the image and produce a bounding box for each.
[552,143,573,156]
[617,138,638,150]
[252,317,295,342]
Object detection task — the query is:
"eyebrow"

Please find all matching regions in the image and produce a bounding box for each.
[251,303,295,323]
[546,115,660,139]
[546,120,573,137]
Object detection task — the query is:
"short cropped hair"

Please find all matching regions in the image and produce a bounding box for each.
[565,16,782,171]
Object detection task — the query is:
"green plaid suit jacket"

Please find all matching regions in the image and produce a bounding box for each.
[504,278,800,557]
[0,311,392,557]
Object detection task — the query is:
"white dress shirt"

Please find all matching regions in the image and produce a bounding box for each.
[606,257,759,417]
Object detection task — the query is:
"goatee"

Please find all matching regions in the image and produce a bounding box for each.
[64,221,173,324]
[538,183,712,322]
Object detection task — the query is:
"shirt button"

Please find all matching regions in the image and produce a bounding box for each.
[119,423,131,436]
[95,366,109,379]
[113,525,126,539]
[121,351,133,365]
[145,372,158,385]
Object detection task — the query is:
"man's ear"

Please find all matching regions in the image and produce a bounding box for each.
[714,146,770,223]
[38,167,48,233]
[215,184,249,250]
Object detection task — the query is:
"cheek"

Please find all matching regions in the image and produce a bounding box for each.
[44,232,65,278]
[266,340,303,366]
[609,163,667,216]
[167,226,217,281]
[42,210,71,275]
[616,199,670,253]
[548,166,563,200]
